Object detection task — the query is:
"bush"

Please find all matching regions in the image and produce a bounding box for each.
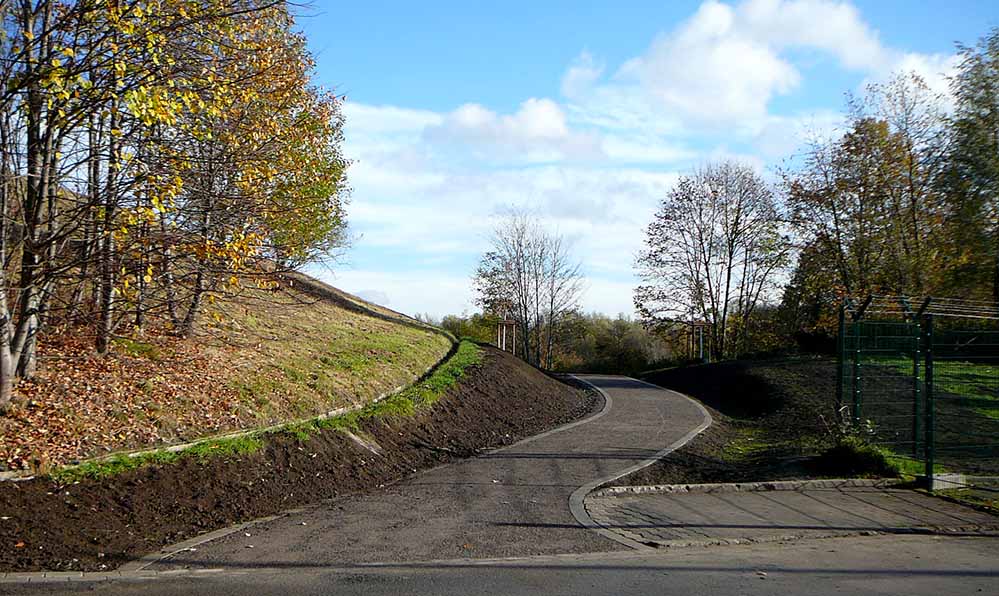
[811,436,899,478]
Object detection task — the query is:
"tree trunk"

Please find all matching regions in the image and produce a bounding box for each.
[96,103,120,354]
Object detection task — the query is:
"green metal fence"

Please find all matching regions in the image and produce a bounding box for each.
[837,296,999,491]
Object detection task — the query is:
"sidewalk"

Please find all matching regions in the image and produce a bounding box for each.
[140,375,710,571]
[586,480,999,548]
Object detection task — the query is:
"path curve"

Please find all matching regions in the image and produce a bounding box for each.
[569,377,712,550]
[145,375,710,572]
[5,375,711,584]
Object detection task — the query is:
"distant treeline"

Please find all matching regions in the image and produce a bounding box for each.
[436,311,676,376]
[637,28,999,361]
[450,27,999,374]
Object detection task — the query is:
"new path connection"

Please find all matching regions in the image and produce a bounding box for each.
[144,375,710,570]
[6,377,998,596]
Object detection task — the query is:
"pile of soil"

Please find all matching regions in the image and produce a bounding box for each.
[0,346,599,572]
[621,358,853,486]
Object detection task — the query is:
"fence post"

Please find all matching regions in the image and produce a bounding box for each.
[836,304,845,416]
[852,319,862,425]
[923,314,935,491]
[912,319,921,457]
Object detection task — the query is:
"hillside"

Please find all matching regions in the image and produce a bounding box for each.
[0,274,452,473]
[625,357,999,487]
[623,358,875,486]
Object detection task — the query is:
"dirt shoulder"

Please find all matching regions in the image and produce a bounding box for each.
[0,346,598,572]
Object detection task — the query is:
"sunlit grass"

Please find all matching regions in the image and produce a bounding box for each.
[50,341,483,481]
[870,356,999,419]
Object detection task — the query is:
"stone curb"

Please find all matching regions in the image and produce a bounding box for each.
[590,478,899,498]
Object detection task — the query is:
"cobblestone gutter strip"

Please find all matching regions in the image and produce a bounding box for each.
[565,525,999,553]
[592,478,900,498]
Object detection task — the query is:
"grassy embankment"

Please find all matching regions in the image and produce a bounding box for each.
[873,357,999,419]
[0,277,456,473]
[634,356,999,490]
[53,339,482,482]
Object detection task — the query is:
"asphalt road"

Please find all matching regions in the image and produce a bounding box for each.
[8,535,999,595]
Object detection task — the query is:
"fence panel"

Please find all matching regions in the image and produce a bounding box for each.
[840,319,922,457]
[838,300,999,494]
[929,324,999,485]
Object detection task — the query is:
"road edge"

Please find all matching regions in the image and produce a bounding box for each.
[0,376,612,585]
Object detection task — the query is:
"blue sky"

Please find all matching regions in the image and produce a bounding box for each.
[299,0,999,318]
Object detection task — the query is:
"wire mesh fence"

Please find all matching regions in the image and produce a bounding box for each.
[838,296,999,492]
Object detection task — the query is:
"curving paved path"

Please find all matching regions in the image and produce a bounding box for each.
[7,376,999,596]
[144,375,710,571]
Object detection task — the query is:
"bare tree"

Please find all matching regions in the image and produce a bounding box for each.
[473,210,584,369]
[635,161,788,360]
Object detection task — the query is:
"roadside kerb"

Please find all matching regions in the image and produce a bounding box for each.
[592,478,899,498]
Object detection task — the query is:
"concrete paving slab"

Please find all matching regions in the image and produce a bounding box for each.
[586,484,999,548]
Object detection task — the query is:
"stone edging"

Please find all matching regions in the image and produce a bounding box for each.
[591,478,898,498]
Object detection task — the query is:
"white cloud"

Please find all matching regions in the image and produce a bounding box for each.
[880,52,960,99]
[753,109,845,159]
[342,103,442,134]
[563,0,955,134]
[561,52,604,98]
[617,0,800,126]
[317,269,476,318]
[738,0,887,70]
[354,289,391,306]
[329,1,962,318]
[424,98,604,163]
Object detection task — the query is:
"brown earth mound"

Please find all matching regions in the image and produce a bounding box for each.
[0,346,598,572]
[621,358,850,487]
